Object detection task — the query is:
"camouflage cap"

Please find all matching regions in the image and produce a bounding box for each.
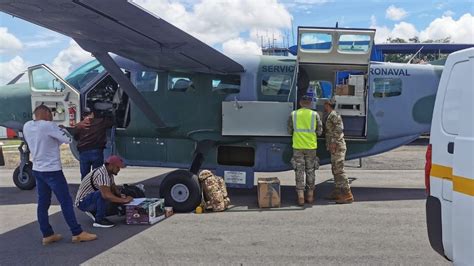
[198,170,214,181]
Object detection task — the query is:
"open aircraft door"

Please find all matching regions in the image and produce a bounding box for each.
[28,65,81,127]
[297,27,375,66]
[296,27,375,138]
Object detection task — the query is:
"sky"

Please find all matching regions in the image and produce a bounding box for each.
[0,0,473,84]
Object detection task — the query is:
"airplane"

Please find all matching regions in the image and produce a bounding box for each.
[0,0,459,212]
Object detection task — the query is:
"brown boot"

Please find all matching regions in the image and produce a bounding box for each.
[42,234,62,245]
[305,189,314,203]
[297,190,305,206]
[72,231,97,243]
[324,188,341,200]
[335,188,354,204]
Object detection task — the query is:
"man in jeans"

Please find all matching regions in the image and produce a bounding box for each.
[75,156,133,228]
[23,105,97,245]
[74,109,114,179]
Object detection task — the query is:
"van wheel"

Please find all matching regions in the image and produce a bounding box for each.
[159,170,201,213]
[13,163,36,190]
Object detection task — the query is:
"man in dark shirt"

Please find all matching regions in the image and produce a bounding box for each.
[75,109,114,179]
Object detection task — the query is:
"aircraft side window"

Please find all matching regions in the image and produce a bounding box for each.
[373,78,402,98]
[300,33,332,52]
[169,75,193,92]
[30,67,65,92]
[338,34,371,53]
[261,74,292,96]
[441,61,467,135]
[212,75,240,94]
[136,71,159,92]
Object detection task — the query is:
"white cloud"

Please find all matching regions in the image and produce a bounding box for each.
[222,38,262,55]
[385,5,407,21]
[0,56,28,85]
[420,13,474,43]
[24,31,65,49]
[0,27,23,54]
[51,40,93,77]
[443,10,455,17]
[134,0,292,46]
[371,13,474,43]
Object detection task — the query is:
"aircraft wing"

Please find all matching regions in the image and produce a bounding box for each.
[0,0,244,74]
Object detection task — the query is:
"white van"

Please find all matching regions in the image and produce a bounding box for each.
[426,47,474,265]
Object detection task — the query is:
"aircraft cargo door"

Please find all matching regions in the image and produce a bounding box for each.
[297,27,375,138]
[28,65,81,127]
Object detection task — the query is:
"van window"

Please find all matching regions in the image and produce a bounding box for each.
[136,71,159,92]
[213,75,240,94]
[373,78,402,97]
[338,35,371,53]
[261,74,292,95]
[442,61,468,135]
[300,33,332,52]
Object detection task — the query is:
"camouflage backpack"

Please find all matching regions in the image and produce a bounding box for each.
[198,170,230,212]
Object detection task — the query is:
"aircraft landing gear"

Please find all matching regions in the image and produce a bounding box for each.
[159,170,201,213]
[13,141,35,190]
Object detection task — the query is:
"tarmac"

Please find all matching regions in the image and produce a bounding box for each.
[0,145,449,265]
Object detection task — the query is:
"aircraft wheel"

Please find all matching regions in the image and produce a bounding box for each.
[159,170,201,213]
[13,163,36,190]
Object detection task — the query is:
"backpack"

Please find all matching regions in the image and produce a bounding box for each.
[198,170,230,212]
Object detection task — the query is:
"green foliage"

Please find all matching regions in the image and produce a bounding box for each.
[383,36,451,63]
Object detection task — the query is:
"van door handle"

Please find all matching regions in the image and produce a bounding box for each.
[447,142,454,154]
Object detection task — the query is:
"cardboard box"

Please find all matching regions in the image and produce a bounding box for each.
[125,198,165,225]
[258,177,281,208]
[335,84,355,96]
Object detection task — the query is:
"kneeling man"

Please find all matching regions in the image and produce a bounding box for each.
[75,156,133,228]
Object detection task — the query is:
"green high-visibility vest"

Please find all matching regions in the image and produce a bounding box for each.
[292,108,318,149]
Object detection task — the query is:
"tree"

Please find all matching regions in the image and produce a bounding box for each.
[383,36,451,63]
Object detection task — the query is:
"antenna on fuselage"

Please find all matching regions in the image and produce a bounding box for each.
[335,22,339,28]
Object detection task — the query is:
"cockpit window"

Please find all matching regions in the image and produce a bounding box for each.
[373,78,402,97]
[212,75,240,94]
[65,60,105,89]
[136,71,159,92]
[31,67,65,91]
[261,74,292,96]
[338,34,371,53]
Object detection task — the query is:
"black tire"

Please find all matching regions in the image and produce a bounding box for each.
[159,170,201,213]
[13,163,36,190]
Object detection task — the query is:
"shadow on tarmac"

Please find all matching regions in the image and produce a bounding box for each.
[0,173,426,265]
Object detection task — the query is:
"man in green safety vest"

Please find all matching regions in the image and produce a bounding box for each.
[287,95,323,205]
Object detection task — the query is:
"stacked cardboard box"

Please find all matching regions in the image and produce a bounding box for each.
[335,84,355,96]
[348,75,365,97]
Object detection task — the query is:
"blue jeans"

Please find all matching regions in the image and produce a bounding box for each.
[78,191,108,222]
[33,170,82,237]
[79,149,104,179]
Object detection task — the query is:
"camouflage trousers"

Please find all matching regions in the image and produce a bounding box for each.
[291,149,319,191]
[330,143,350,190]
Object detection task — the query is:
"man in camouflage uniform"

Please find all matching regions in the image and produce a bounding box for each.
[323,99,354,204]
[288,96,323,205]
[198,170,230,212]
